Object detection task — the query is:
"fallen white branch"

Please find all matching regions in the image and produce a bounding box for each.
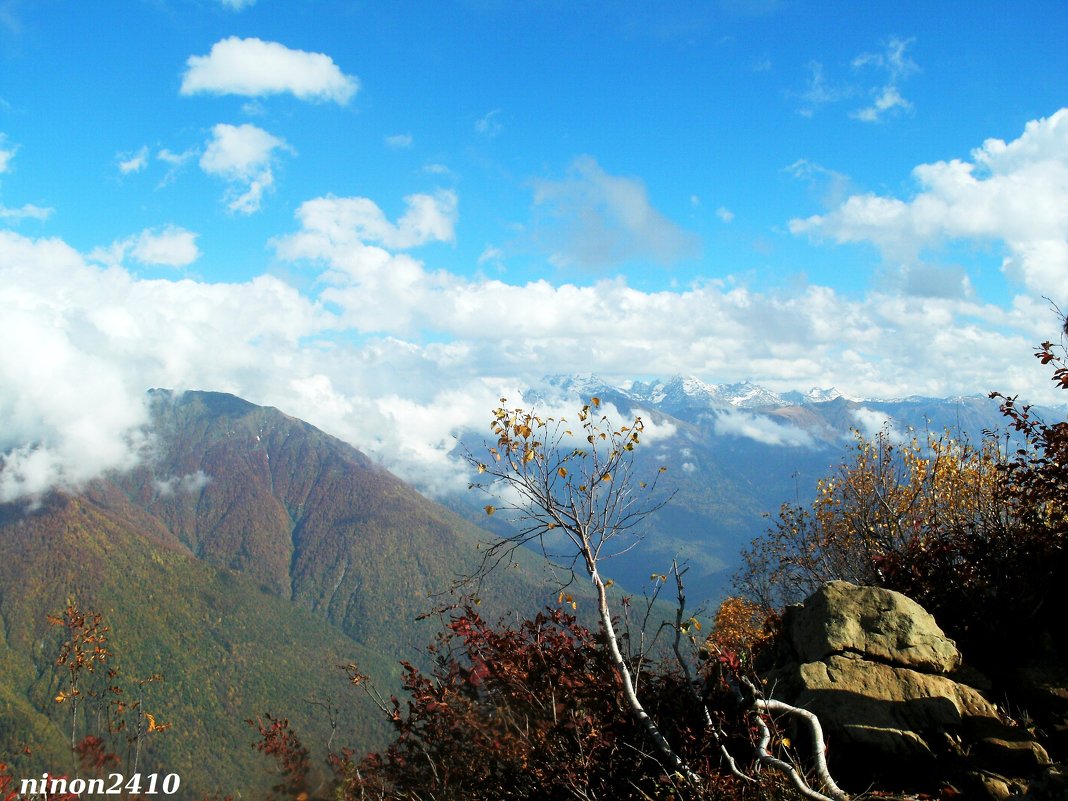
[744,677,849,801]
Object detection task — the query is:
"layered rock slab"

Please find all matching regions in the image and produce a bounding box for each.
[766,581,1049,795]
[783,580,961,673]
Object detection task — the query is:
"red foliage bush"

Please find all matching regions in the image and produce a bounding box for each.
[334,606,772,801]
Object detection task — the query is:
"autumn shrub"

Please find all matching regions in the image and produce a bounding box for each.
[708,597,775,654]
[736,327,1068,677]
[247,714,311,801]
[737,429,1011,602]
[334,605,802,801]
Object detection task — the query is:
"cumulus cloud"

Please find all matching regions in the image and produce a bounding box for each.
[273,189,1056,407]
[132,226,200,267]
[272,190,459,335]
[791,109,1068,296]
[218,0,255,8]
[181,37,358,104]
[0,219,1060,504]
[91,226,200,268]
[530,156,701,268]
[276,190,458,255]
[0,234,151,502]
[200,123,292,213]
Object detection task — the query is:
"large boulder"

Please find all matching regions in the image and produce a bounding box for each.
[783,580,961,673]
[766,581,1049,796]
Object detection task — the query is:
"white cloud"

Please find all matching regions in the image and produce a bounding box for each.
[791,109,1068,296]
[200,123,288,178]
[155,147,197,188]
[90,226,200,269]
[850,36,918,122]
[853,36,918,82]
[851,84,912,123]
[1,220,1060,505]
[132,226,201,267]
[797,61,848,116]
[117,145,149,174]
[154,470,210,496]
[0,234,151,502]
[0,203,52,222]
[0,229,330,503]
[200,123,292,213]
[716,206,734,223]
[181,37,358,105]
[478,245,504,269]
[785,158,854,208]
[850,407,893,440]
[713,409,814,447]
[530,156,701,268]
[276,190,458,255]
[3,118,1066,502]
[0,134,16,173]
[158,148,196,166]
[385,133,413,149]
[797,37,918,121]
[218,0,255,9]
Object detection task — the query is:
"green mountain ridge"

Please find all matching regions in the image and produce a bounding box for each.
[0,389,562,798]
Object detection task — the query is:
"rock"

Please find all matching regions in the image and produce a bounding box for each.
[968,771,1017,801]
[789,654,999,761]
[782,580,962,674]
[1023,765,1068,799]
[764,581,1050,794]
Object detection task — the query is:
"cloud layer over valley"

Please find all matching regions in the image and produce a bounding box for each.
[2,110,1065,502]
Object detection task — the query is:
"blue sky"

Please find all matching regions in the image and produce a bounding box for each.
[1,0,1067,499]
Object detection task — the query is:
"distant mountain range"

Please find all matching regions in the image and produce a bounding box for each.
[453,373,1047,601]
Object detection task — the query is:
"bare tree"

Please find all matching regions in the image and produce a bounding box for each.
[465,398,699,781]
[465,398,849,799]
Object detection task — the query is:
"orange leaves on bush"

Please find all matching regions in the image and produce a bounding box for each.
[737,427,1012,611]
[707,596,773,656]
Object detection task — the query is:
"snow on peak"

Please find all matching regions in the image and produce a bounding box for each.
[804,387,843,403]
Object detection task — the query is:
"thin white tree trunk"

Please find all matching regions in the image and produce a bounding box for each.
[589,565,703,787]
